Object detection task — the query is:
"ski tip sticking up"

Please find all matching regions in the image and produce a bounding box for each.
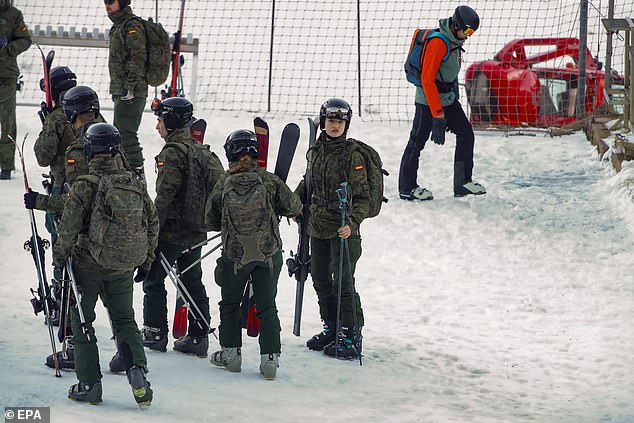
[189,118,207,144]
[274,123,300,183]
[254,117,269,169]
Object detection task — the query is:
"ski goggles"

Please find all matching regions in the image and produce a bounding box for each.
[323,106,351,121]
[150,97,166,116]
[463,27,476,37]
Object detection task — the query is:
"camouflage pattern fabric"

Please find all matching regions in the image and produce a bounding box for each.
[0,0,32,78]
[34,106,75,189]
[107,6,148,98]
[0,77,16,171]
[53,155,159,274]
[154,127,224,248]
[295,132,370,239]
[206,159,302,267]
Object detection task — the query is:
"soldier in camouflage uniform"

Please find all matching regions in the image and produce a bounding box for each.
[33,66,77,242]
[25,86,127,374]
[141,97,224,358]
[53,123,158,406]
[105,0,147,172]
[0,0,32,180]
[295,98,369,360]
[206,129,302,380]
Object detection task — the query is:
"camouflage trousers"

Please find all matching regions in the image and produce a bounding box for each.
[310,236,364,328]
[70,266,147,384]
[214,251,283,355]
[0,78,17,171]
[113,96,146,168]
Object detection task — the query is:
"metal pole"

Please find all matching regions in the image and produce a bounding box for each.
[576,0,589,120]
[604,0,615,90]
[267,0,276,112]
[356,0,362,117]
[154,0,159,99]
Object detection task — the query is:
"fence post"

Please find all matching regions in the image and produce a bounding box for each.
[576,0,588,121]
[604,0,615,90]
[356,0,362,117]
[267,0,276,113]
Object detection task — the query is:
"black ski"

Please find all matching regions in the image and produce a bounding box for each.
[274,123,300,183]
[287,117,318,336]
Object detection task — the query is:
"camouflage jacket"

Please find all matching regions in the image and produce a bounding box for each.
[154,127,224,247]
[0,0,31,78]
[53,155,159,273]
[206,159,302,260]
[295,132,370,239]
[108,6,148,97]
[34,106,75,189]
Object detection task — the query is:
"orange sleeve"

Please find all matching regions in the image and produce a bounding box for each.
[421,37,448,117]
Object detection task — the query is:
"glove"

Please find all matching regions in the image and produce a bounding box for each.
[431,118,447,145]
[120,87,135,104]
[0,35,7,50]
[24,190,40,209]
[134,267,149,283]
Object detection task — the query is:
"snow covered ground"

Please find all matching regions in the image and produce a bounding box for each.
[1,105,633,423]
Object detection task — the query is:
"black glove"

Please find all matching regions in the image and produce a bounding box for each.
[24,190,40,209]
[134,267,149,283]
[431,118,447,145]
[0,35,7,50]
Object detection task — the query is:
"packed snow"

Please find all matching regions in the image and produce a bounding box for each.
[0,106,633,423]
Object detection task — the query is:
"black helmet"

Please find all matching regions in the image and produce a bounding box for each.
[82,122,121,161]
[319,98,352,131]
[224,129,258,162]
[451,5,480,35]
[153,97,194,131]
[40,66,77,104]
[62,85,100,124]
[104,0,130,8]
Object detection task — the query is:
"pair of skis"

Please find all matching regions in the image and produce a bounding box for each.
[238,117,300,337]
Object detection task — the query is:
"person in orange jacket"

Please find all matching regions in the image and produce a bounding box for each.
[399,5,486,200]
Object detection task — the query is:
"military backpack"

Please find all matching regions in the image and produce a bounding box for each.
[169,142,223,233]
[221,171,280,267]
[348,139,388,218]
[78,172,148,271]
[125,16,171,87]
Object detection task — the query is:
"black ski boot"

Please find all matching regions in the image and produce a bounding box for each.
[306,321,336,351]
[108,351,126,373]
[142,326,167,352]
[173,335,208,358]
[323,326,363,360]
[0,170,11,180]
[68,381,103,404]
[46,344,75,370]
[126,365,153,408]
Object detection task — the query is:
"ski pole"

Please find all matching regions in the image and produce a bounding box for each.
[177,241,222,277]
[11,134,61,377]
[159,252,216,337]
[66,257,91,342]
[343,239,362,366]
[179,233,221,257]
[333,182,351,359]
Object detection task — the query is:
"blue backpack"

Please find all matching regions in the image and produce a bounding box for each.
[404,28,451,87]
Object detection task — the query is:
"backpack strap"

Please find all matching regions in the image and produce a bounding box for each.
[75,174,100,186]
[423,30,451,63]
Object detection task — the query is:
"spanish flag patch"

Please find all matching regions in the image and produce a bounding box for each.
[157,161,165,167]
[67,159,75,164]
[21,26,27,32]
[355,165,364,171]
[128,29,137,35]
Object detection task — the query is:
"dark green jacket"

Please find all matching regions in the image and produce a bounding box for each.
[34,106,75,189]
[0,0,31,78]
[415,17,465,107]
[53,155,159,273]
[108,6,148,97]
[154,128,225,247]
[295,132,370,239]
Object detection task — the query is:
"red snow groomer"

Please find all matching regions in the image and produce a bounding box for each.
[465,38,618,127]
